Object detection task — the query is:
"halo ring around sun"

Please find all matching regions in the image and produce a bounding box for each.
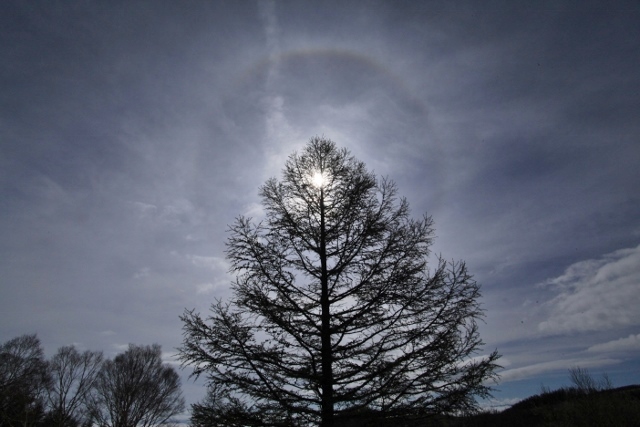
[230,47,446,211]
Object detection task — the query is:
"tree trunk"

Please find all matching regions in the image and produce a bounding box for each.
[319,188,334,427]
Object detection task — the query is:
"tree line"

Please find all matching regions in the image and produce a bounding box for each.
[0,334,184,427]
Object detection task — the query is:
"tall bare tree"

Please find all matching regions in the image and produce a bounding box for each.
[87,344,184,427]
[179,137,500,427]
[45,346,103,427]
[0,335,51,427]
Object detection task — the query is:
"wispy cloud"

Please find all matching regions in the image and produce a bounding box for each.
[538,245,640,335]
[482,397,522,412]
[195,283,218,295]
[185,254,228,272]
[500,357,619,383]
[130,199,202,227]
[134,267,151,279]
[182,255,231,296]
[256,0,308,181]
[588,333,640,353]
[2,0,639,410]
[258,0,280,56]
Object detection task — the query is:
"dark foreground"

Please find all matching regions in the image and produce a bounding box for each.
[335,385,640,427]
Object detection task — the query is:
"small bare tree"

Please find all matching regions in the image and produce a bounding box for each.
[46,346,103,427]
[568,366,612,393]
[87,344,184,427]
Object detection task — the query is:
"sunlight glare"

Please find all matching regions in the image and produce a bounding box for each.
[312,171,325,188]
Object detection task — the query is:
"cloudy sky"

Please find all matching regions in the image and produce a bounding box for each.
[2,0,639,412]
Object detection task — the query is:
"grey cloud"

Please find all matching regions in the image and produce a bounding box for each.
[2,0,639,410]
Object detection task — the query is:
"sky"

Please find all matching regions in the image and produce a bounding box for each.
[1,0,639,414]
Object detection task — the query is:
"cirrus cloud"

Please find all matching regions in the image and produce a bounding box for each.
[588,333,640,353]
[538,245,640,334]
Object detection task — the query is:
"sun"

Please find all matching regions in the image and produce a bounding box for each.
[311,171,325,188]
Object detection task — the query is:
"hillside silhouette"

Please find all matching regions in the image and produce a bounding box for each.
[423,384,640,427]
[331,383,640,427]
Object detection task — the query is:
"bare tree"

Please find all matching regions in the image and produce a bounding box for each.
[0,334,51,427]
[87,344,184,427]
[568,366,612,393]
[179,138,500,427]
[45,346,103,427]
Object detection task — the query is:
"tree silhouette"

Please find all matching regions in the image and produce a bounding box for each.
[87,344,184,427]
[0,335,50,427]
[45,346,103,427]
[179,137,499,427]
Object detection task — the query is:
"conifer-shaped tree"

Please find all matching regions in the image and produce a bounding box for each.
[180,137,499,427]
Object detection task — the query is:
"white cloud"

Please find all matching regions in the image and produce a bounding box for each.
[588,333,640,353]
[481,397,522,412]
[499,357,618,383]
[255,1,309,182]
[162,351,181,366]
[113,343,129,351]
[131,201,158,219]
[243,202,265,219]
[537,245,640,334]
[186,254,228,272]
[130,199,200,226]
[188,256,234,292]
[134,267,150,279]
[160,200,195,224]
[196,282,218,295]
[258,0,279,55]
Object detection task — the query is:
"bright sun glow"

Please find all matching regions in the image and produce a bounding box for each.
[311,171,325,188]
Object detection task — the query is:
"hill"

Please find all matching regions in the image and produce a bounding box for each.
[333,384,640,427]
[449,384,640,427]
